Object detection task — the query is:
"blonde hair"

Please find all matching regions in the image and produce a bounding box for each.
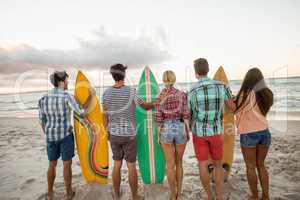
[163,70,176,88]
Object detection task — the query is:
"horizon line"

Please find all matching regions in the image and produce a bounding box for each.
[0,75,299,95]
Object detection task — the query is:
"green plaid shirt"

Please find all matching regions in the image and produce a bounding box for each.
[188,77,232,137]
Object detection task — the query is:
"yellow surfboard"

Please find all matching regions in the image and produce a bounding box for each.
[213,66,235,180]
[73,70,109,184]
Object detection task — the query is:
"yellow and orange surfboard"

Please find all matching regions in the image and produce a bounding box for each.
[73,70,109,184]
[213,66,235,180]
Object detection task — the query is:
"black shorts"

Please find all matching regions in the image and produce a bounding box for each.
[109,135,137,163]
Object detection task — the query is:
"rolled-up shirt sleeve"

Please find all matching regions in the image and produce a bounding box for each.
[67,94,85,116]
[38,98,47,126]
[187,92,193,114]
[133,88,145,105]
[187,91,194,129]
[224,85,233,100]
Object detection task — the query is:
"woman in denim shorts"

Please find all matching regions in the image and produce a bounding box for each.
[234,68,273,200]
[154,70,190,200]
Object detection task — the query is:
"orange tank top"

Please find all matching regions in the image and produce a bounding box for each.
[235,91,268,134]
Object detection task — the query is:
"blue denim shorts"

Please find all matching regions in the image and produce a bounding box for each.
[47,134,75,161]
[160,120,187,145]
[240,129,271,148]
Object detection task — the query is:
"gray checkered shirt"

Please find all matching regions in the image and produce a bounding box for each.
[38,88,85,142]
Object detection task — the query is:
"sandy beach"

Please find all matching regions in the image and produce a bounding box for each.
[0,117,299,200]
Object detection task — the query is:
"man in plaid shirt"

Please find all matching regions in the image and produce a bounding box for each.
[38,71,94,200]
[188,58,233,200]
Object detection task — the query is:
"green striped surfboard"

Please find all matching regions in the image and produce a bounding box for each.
[136,67,166,184]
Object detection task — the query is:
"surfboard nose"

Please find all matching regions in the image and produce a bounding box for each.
[214,66,229,84]
[144,66,150,71]
[216,66,225,74]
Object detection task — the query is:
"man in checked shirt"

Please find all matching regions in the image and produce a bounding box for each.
[188,58,234,200]
[38,71,95,200]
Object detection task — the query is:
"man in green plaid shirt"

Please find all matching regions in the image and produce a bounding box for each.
[188,58,233,200]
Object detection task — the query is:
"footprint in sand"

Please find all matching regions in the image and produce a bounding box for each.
[20,178,35,190]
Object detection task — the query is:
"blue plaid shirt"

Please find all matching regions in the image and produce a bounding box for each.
[188,77,232,137]
[38,88,85,142]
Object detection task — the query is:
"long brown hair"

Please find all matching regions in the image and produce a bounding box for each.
[236,68,273,116]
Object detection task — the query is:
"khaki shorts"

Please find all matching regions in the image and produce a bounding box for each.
[109,135,137,163]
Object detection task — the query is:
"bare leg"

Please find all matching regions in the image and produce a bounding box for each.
[241,147,259,200]
[174,144,186,199]
[47,161,57,200]
[198,160,213,200]
[256,145,270,200]
[162,144,177,200]
[63,160,74,199]
[112,160,122,198]
[213,160,224,200]
[126,161,139,200]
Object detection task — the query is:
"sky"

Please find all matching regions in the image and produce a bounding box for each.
[0,0,299,93]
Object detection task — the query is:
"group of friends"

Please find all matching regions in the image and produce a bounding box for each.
[38,58,273,200]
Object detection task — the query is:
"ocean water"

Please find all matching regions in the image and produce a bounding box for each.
[0,77,300,120]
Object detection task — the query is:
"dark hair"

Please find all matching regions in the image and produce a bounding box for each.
[50,71,69,87]
[110,63,127,81]
[194,58,209,75]
[235,68,273,116]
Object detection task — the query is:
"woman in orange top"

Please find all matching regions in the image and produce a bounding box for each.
[235,68,273,200]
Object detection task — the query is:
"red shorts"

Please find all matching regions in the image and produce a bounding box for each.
[193,134,223,161]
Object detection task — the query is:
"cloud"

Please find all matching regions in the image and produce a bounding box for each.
[0,26,172,74]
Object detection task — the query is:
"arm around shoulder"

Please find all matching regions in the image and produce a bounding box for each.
[134,91,154,110]
[140,102,154,110]
[224,85,236,112]
[68,88,95,116]
[225,98,236,112]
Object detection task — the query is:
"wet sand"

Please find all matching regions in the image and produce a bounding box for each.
[0,118,299,200]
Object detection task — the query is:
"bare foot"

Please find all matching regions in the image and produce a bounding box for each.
[133,194,143,200]
[248,195,259,200]
[170,195,176,200]
[201,191,212,200]
[46,192,54,200]
[113,190,121,200]
[176,193,182,200]
[65,190,75,200]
